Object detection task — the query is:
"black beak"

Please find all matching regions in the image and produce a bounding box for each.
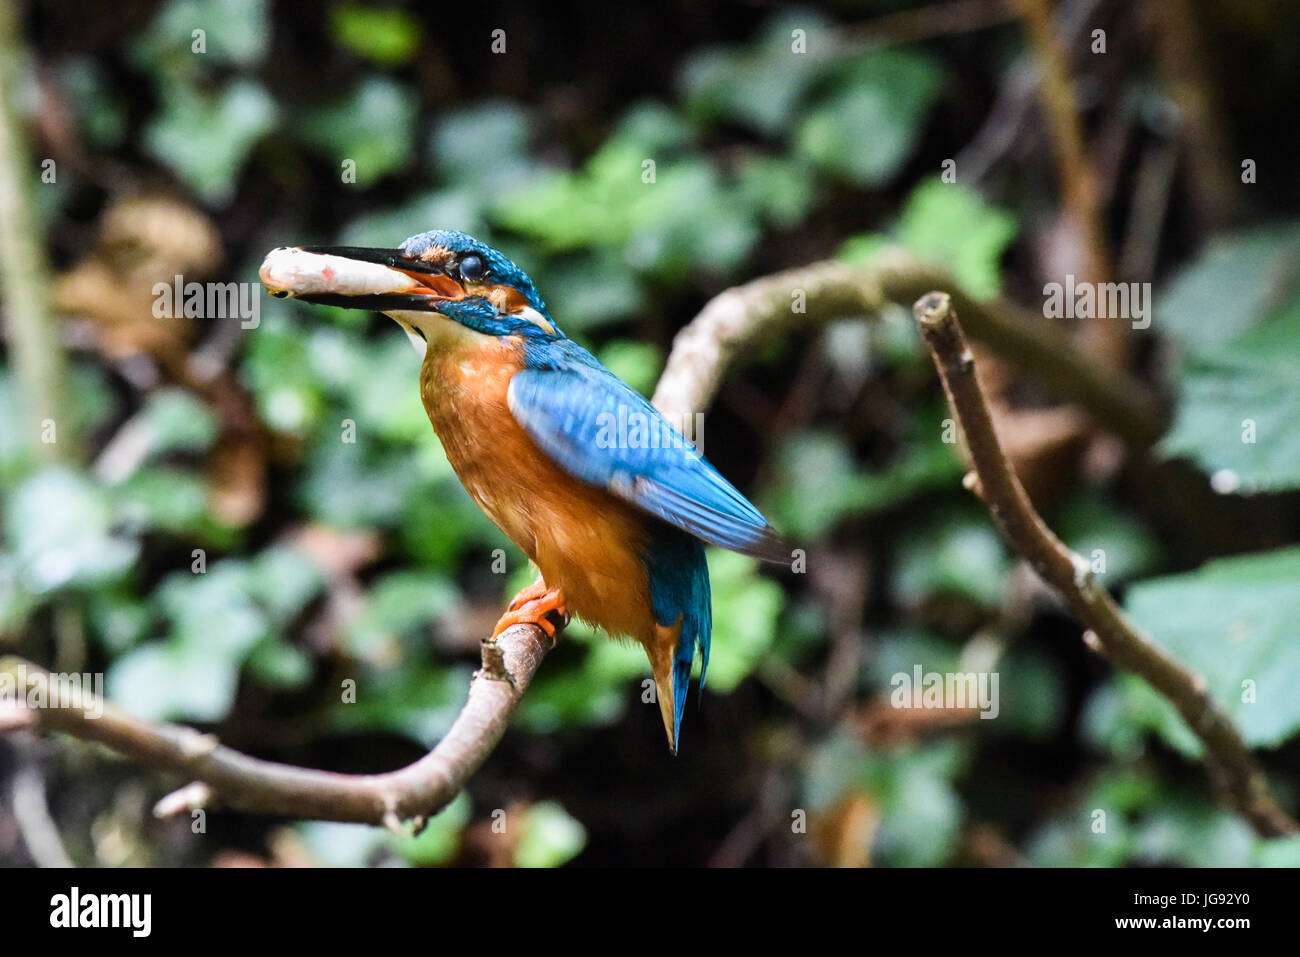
[260,245,467,312]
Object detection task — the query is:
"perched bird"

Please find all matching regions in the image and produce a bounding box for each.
[260,231,787,751]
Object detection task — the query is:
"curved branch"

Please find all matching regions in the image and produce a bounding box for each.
[912,291,1296,838]
[653,249,1164,447]
[0,254,1188,832]
[0,626,550,827]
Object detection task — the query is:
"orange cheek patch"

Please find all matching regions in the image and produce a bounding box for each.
[483,284,530,313]
[483,285,554,332]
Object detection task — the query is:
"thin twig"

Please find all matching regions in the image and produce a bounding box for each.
[0,626,550,826]
[912,290,1296,838]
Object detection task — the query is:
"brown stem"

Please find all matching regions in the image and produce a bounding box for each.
[653,250,1164,448]
[912,291,1296,838]
[0,626,550,827]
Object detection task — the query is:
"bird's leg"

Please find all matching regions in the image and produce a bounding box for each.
[491,583,569,646]
[507,574,549,612]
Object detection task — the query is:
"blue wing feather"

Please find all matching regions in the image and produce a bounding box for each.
[506,352,788,563]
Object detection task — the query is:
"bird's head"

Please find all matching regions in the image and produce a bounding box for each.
[259,229,561,353]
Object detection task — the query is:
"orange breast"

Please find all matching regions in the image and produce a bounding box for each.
[419,334,657,643]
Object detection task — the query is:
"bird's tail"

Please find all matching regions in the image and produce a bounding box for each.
[646,536,712,753]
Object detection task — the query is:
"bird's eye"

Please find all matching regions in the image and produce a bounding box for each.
[459,254,486,282]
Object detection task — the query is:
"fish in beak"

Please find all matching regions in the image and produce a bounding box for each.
[258,245,466,312]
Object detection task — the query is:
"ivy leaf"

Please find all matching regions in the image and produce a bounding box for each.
[679,11,832,135]
[796,51,944,186]
[329,4,422,66]
[1113,546,1300,752]
[513,801,587,868]
[1160,296,1300,491]
[892,178,1017,299]
[143,80,277,204]
[300,77,419,184]
[5,467,139,595]
[702,549,784,692]
[1156,225,1300,355]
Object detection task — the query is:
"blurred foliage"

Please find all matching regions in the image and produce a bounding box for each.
[1,0,1298,868]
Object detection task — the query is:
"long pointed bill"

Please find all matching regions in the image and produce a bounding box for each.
[258,246,465,311]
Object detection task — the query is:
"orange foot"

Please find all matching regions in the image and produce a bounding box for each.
[507,575,549,612]
[492,582,569,645]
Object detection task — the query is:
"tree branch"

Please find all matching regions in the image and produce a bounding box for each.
[0,254,1203,834]
[0,626,550,827]
[652,249,1164,448]
[912,290,1296,838]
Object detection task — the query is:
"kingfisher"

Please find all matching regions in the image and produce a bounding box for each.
[259,230,788,751]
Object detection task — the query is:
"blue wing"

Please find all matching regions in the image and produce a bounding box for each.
[507,358,789,564]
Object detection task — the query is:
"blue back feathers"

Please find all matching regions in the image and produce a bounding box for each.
[507,340,787,748]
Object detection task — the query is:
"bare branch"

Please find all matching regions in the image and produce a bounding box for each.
[912,290,1296,838]
[653,249,1163,447]
[0,625,550,826]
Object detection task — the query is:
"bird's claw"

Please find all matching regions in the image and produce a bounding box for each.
[506,576,549,613]
[491,586,569,648]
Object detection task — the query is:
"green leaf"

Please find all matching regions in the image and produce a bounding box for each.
[140,388,220,457]
[893,506,1009,608]
[5,467,139,594]
[803,733,964,867]
[108,639,241,723]
[531,252,646,330]
[796,51,944,186]
[133,0,270,70]
[431,101,539,195]
[114,467,211,537]
[596,341,663,395]
[1159,296,1300,490]
[245,637,313,689]
[892,178,1017,299]
[764,420,963,540]
[343,571,458,662]
[143,80,277,204]
[1117,546,1300,751]
[300,77,419,184]
[389,793,471,866]
[330,664,470,746]
[295,821,389,868]
[58,58,127,148]
[248,545,324,625]
[516,623,639,733]
[702,549,784,692]
[1255,835,1300,867]
[329,4,422,66]
[342,189,488,249]
[243,311,327,435]
[1056,490,1163,584]
[513,801,587,868]
[1156,224,1300,355]
[679,12,832,135]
